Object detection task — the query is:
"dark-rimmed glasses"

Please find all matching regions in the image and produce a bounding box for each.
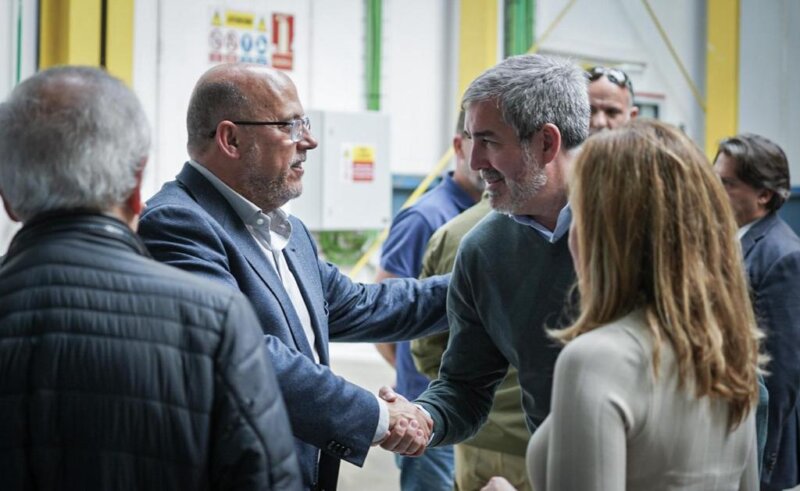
[209,116,311,142]
[587,66,634,98]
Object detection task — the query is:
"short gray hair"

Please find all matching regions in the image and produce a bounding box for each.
[0,66,150,221]
[462,54,589,149]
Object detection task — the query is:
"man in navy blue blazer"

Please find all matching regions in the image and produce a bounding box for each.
[715,134,800,491]
[138,63,444,490]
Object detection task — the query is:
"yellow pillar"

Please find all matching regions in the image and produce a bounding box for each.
[38,0,135,86]
[458,0,499,103]
[39,0,103,68]
[705,0,739,159]
[105,0,135,85]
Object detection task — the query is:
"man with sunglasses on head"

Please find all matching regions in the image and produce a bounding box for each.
[139,63,448,491]
[586,66,638,134]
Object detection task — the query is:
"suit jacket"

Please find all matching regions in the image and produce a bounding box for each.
[741,212,800,490]
[138,163,449,489]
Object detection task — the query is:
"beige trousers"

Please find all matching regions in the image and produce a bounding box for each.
[453,444,532,491]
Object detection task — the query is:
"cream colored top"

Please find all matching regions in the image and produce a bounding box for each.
[527,310,758,491]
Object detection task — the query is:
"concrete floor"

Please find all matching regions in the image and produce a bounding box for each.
[329,342,401,491]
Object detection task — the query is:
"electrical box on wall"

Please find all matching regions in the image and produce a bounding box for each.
[291,110,391,231]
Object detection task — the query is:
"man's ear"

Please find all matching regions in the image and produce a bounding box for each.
[757,188,774,208]
[453,134,465,160]
[125,160,147,217]
[629,105,640,119]
[1,193,20,222]
[540,123,562,165]
[215,121,242,159]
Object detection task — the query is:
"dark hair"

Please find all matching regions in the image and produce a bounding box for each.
[186,80,252,155]
[715,133,790,211]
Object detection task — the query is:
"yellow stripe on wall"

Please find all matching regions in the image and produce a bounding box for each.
[458,0,499,104]
[39,0,102,68]
[105,0,135,85]
[705,0,739,159]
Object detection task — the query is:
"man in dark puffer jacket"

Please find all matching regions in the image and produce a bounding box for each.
[0,66,301,490]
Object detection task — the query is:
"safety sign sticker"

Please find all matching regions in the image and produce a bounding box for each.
[208,7,295,68]
[271,13,295,70]
[341,144,376,183]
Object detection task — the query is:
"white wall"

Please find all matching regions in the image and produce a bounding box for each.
[739,0,800,185]
[307,0,365,112]
[537,0,706,145]
[133,0,456,198]
[382,0,454,174]
[0,0,38,254]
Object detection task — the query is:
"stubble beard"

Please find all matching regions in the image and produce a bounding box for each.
[241,149,302,212]
[489,151,547,215]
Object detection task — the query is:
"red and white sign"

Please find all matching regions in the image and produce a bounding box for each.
[271,13,294,70]
[341,145,376,183]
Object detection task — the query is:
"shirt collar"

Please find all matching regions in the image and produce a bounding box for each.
[737,216,762,241]
[510,204,572,243]
[440,172,479,209]
[188,160,293,249]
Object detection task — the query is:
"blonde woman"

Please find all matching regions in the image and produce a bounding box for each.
[526,120,762,490]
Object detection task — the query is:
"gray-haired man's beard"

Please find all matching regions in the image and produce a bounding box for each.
[483,164,547,215]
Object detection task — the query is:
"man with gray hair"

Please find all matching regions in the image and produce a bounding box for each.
[0,66,301,489]
[381,55,589,468]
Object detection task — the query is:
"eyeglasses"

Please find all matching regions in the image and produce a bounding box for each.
[209,116,311,142]
[586,66,634,98]
[232,116,311,142]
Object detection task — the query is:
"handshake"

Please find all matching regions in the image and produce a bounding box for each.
[374,386,433,457]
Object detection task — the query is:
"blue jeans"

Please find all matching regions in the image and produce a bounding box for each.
[395,445,454,491]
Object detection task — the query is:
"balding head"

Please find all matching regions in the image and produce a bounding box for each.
[586,66,638,134]
[186,64,295,158]
[185,63,317,212]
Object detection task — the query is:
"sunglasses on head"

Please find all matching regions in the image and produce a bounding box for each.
[587,66,634,97]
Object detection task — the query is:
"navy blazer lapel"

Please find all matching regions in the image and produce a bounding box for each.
[741,213,778,260]
[175,163,317,360]
[283,244,331,365]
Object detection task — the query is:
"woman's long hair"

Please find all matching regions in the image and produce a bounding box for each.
[553,119,762,429]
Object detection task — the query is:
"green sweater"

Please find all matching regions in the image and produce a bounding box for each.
[412,199,530,456]
[416,210,576,448]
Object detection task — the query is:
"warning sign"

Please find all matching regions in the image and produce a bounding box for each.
[207,7,297,70]
[208,28,223,62]
[271,13,294,70]
[225,11,254,30]
[341,145,376,183]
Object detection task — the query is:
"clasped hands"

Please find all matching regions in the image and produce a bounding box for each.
[373,386,432,457]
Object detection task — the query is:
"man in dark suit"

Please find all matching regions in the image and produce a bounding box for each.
[0,66,301,490]
[138,63,442,490]
[715,134,800,491]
